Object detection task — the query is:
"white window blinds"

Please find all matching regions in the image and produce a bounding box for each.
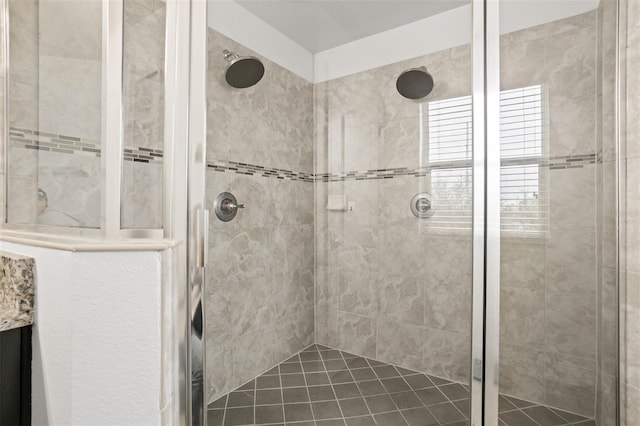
[425,85,547,237]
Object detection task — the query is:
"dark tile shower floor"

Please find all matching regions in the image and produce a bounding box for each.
[208,344,595,426]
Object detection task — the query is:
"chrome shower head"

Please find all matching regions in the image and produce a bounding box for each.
[223,50,265,89]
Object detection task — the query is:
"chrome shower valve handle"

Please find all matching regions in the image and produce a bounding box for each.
[214,192,244,222]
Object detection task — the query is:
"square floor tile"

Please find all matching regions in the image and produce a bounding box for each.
[504,396,536,409]
[334,383,362,399]
[305,372,331,386]
[351,368,377,381]
[283,354,300,363]
[396,366,419,376]
[309,385,336,401]
[551,407,588,423]
[325,359,349,371]
[364,394,397,414]
[338,397,370,417]
[281,374,306,388]
[312,400,343,420]
[381,377,411,393]
[283,387,310,403]
[499,409,538,426]
[284,403,314,422]
[404,374,434,390]
[401,407,439,426]
[374,411,408,426]
[345,357,370,369]
[264,366,279,376]
[300,351,322,361]
[280,362,303,374]
[317,419,347,426]
[357,380,387,396]
[390,391,423,410]
[453,399,470,417]
[427,402,466,424]
[320,349,343,360]
[207,409,224,426]
[256,389,282,405]
[438,383,469,401]
[223,407,254,426]
[345,415,377,426]
[255,405,284,424]
[373,365,400,378]
[329,370,354,384]
[227,391,254,408]
[303,360,326,372]
[237,380,255,391]
[522,405,566,425]
[499,395,517,413]
[427,375,452,386]
[209,395,227,410]
[415,387,447,406]
[256,375,281,389]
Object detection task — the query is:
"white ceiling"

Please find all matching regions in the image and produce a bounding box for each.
[235,0,470,53]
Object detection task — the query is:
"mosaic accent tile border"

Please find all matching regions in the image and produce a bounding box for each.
[206,154,599,183]
[208,160,315,182]
[9,127,600,180]
[8,127,163,163]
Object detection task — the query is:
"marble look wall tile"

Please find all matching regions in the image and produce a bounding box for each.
[544,354,596,417]
[337,311,377,358]
[598,372,617,426]
[501,239,545,289]
[122,161,162,229]
[233,325,277,389]
[500,287,545,348]
[378,275,424,326]
[626,157,640,273]
[625,271,640,390]
[338,270,378,317]
[206,341,234,402]
[499,344,546,403]
[602,161,618,269]
[546,230,596,294]
[379,116,424,170]
[422,328,469,383]
[545,289,596,360]
[500,37,546,90]
[38,55,102,141]
[601,266,618,375]
[549,166,596,232]
[315,304,338,348]
[378,175,433,228]
[377,320,424,372]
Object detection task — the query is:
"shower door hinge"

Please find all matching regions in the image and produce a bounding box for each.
[196,209,209,269]
[472,358,483,382]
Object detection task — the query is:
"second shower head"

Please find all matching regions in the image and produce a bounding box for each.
[223,50,265,89]
[396,67,434,100]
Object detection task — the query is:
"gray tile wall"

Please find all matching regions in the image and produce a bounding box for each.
[315,10,602,418]
[205,29,315,403]
[622,0,640,423]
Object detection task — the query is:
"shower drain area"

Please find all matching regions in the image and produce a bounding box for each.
[207,344,594,426]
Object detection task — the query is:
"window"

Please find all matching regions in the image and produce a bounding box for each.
[425,85,547,237]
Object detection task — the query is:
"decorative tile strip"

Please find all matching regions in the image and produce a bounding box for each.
[10,128,599,181]
[207,160,315,182]
[8,127,163,163]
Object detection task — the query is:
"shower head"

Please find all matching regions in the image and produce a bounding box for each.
[223,50,265,89]
[396,67,434,100]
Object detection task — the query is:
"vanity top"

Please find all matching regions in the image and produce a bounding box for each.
[0,251,35,332]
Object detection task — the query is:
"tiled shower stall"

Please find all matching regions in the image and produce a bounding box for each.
[4,0,640,424]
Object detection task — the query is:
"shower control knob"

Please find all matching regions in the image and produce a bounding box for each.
[410,193,435,219]
[214,192,244,222]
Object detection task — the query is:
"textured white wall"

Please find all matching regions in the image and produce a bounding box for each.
[0,242,164,426]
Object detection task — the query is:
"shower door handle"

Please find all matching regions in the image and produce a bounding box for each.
[196,209,209,268]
